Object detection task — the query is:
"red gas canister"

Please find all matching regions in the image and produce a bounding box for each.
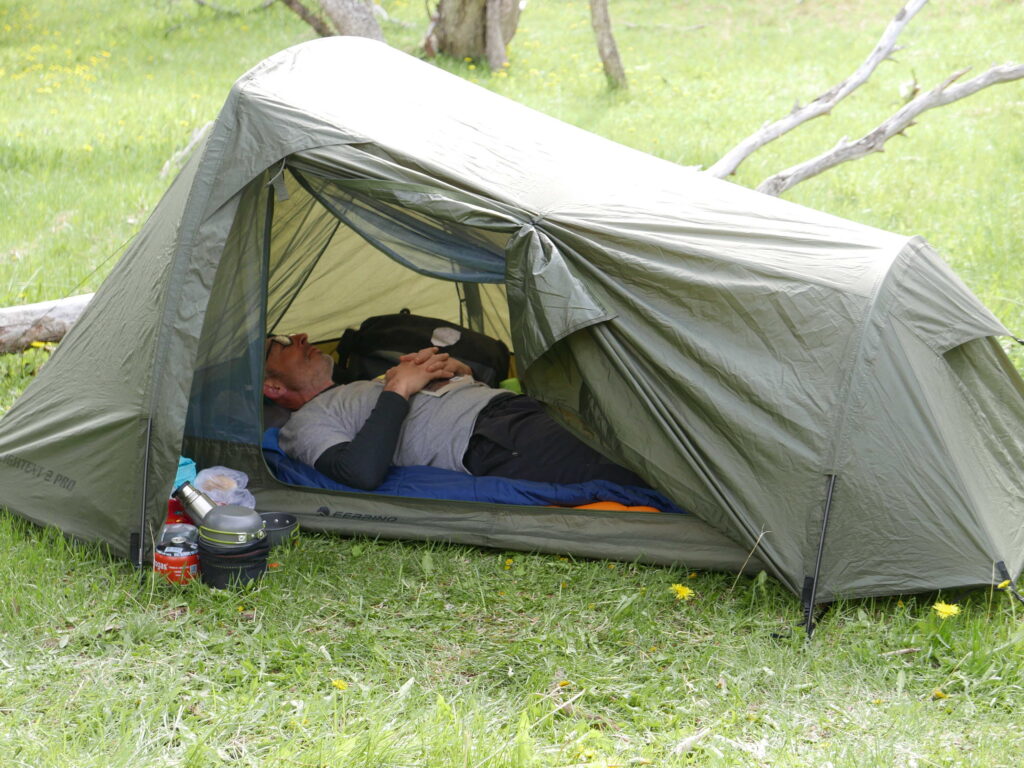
[153,537,200,584]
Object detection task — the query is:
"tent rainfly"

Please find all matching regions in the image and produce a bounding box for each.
[1,37,1022,619]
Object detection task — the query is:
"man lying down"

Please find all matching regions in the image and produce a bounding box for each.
[263,333,648,492]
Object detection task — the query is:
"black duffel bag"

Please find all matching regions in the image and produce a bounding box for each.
[333,309,511,388]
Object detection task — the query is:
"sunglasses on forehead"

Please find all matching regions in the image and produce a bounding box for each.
[265,334,293,359]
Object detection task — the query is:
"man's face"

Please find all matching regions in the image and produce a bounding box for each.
[264,333,333,408]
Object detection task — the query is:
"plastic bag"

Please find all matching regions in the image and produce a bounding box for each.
[194,466,256,509]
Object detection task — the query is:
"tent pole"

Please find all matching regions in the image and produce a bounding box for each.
[135,416,153,578]
[804,474,838,636]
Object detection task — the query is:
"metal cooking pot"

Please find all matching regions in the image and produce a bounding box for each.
[174,482,266,548]
[199,504,266,547]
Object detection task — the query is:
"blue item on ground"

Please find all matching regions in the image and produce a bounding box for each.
[174,456,197,491]
[261,429,686,513]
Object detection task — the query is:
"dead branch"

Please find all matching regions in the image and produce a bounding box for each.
[622,23,705,33]
[589,0,627,89]
[0,294,94,355]
[193,0,276,14]
[880,647,921,656]
[277,0,337,36]
[756,62,1024,196]
[707,0,928,179]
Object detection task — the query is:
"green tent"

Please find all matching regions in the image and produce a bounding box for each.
[1,38,1022,612]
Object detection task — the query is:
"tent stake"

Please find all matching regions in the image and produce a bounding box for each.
[995,561,1024,607]
[804,474,838,636]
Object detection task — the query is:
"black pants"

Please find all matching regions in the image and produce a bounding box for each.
[463,395,648,488]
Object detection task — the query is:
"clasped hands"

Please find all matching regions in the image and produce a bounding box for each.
[382,347,472,399]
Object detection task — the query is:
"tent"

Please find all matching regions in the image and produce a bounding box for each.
[1,37,1022,613]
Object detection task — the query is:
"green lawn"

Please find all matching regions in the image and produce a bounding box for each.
[1,1,1023,765]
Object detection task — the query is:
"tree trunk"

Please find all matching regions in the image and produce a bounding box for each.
[320,0,384,40]
[278,0,383,40]
[589,0,627,89]
[431,0,520,65]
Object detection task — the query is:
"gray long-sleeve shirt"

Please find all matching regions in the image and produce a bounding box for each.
[279,377,503,474]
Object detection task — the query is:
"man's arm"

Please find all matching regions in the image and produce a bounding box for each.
[313,391,408,490]
[313,353,454,490]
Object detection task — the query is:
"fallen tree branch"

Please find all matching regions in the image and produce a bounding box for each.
[756,62,1024,196]
[0,294,94,355]
[622,22,704,33]
[193,0,276,14]
[707,0,928,179]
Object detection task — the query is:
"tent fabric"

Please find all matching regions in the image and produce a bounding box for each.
[0,37,1021,604]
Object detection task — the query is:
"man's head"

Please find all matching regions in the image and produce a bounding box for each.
[263,333,334,410]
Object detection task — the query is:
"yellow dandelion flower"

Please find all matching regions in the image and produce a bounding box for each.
[688,572,697,579]
[82,144,93,152]
[331,679,348,691]
[468,64,476,70]
[558,680,570,687]
[463,57,472,63]
[932,601,960,619]
[997,580,1011,590]
[931,688,947,699]
[670,584,695,601]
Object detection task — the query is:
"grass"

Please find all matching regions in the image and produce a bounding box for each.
[1,0,1023,765]
[3,511,1024,767]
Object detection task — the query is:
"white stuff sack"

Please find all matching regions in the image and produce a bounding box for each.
[194,465,256,509]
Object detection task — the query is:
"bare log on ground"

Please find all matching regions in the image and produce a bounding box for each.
[0,294,94,355]
[707,0,928,179]
[756,63,1024,196]
[589,0,627,89]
